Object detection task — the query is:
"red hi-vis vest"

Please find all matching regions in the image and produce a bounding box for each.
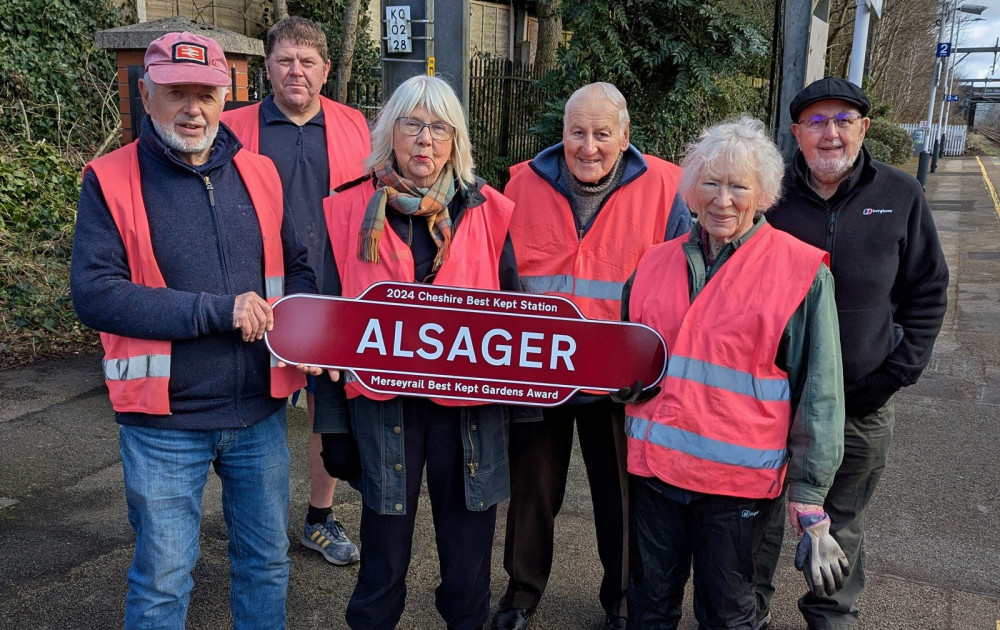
[85,143,305,415]
[221,96,371,192]
[505,155,682,321]
[324,181,515,405]
[625,224,829,499]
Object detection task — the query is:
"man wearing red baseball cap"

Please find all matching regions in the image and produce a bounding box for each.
[71,30,317,629]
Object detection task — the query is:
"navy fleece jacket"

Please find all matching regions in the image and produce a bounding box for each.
[71,115,316,430]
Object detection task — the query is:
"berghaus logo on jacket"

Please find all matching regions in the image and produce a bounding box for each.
[862,208,893,215]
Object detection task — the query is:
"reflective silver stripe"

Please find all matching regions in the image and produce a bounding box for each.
[265,275,284,299]
[668,356,790,402]
[520,274,574,294]
[103,354,171,381]
[625,413,646,439]
[270,354,280,368]
[573,278,624,301]
[626,415,789,470]
[520,275,623,301]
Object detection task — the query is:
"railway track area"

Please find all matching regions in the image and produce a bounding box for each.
[977,126,1000,148]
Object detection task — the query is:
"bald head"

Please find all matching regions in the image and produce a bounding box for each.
[563,82,630,132]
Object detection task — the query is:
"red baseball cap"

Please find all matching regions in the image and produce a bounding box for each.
[144,31,231,87]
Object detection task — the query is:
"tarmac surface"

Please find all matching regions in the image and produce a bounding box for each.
[2,155,999,629]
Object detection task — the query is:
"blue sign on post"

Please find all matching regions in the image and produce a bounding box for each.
[946,94,960,102]
[936,42,952,57]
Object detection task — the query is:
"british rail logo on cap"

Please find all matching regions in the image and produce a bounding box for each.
[172,43,209,65]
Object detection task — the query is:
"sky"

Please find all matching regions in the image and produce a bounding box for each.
[946,0,1000,84]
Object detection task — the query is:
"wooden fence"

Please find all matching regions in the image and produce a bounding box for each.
[899,123,967,156]
[468,57,548,188]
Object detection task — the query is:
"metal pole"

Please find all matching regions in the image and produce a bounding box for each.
[934,3,958,165]
[918,0,950,187]
[942,13,964,155]
[938,4,959,157]
[931,0,955,172]
[848,0,871,87]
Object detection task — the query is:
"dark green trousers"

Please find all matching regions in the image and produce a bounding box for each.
[754,400,895,630]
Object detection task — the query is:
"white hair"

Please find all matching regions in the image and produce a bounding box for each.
[366,75,475,190]
[563,82,630,133]
[679,116,785,214]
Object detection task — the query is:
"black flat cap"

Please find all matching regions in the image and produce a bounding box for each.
[789,77,871,121]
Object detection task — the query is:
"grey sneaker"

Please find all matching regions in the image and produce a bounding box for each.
[301,514,360,565]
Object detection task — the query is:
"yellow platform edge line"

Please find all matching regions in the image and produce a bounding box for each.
[975,156,1000,224]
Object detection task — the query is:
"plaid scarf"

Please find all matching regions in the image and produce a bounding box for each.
[358,161,457,271]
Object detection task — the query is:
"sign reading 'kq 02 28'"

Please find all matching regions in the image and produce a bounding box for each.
[265,282,667,407]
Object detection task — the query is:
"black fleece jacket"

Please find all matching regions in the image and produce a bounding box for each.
[72,116,316,430]
[768,146,948,416]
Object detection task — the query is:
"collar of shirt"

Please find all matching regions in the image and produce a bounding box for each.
[259,93,326,128]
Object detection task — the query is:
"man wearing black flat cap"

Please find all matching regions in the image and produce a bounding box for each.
[753,77,949,630]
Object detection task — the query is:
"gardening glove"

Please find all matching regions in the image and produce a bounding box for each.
[794,512,850,598]
[610,380,660,405]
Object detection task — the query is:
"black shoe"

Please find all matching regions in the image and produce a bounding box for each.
[493,606,534,630]
[603,613,627,630]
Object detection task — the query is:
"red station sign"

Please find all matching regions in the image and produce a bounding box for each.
[265,282,667,407]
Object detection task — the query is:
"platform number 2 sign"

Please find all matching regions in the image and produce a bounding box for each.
[386,6,411,54]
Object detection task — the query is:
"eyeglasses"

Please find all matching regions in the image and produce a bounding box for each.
[797,113,864,132]
[395,117,455,141]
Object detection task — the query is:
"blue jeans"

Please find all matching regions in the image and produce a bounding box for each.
[119,407,291,630]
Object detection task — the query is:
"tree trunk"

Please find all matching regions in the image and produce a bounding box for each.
[535,0,562,71]
[337,0,363,102]
[274,0,289,21]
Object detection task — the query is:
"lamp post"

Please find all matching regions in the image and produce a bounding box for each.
[932,5,959,171]
[919,1,987,185]
[942,12,987,157]
[917,0,950,187]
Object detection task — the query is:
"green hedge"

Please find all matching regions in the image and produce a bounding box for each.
[0,0,128,154]
[0,140,96,361]
[864,138,892,164]
[0,0,127,362]
[866,119,913,166]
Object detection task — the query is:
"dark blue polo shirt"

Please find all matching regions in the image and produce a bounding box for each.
[257,94,333,288]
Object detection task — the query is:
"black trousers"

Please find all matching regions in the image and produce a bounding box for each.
[500,400,629,615]
[629,476,771,630]
[345,398,497,630]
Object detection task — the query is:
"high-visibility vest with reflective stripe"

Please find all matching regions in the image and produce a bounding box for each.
[505,155,682,321]
[324,182,514,405]
[624,224,828,499]
[85,142,305,415]
[221,96,371,193]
